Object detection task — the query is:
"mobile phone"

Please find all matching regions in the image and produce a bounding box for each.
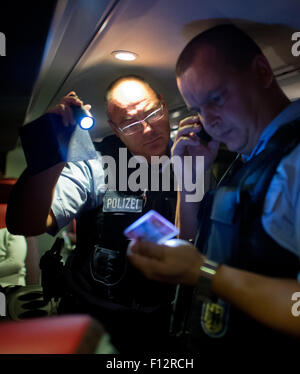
[197,128,212,143]
[124,210,179,244]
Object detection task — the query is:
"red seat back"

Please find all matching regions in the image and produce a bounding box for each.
[0,203,7,229]
[0,178,17,229]
[0,314,104,354]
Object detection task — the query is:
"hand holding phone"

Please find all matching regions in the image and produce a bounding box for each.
[176,115,212,144]
[172,114,219,171]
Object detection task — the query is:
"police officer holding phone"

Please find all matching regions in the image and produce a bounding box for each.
[128,25,300,355]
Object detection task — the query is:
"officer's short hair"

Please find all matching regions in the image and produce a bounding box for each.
[176,24,263,77]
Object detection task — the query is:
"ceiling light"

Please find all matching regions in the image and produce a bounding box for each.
[112,50,138,61]
[171,111,181,119]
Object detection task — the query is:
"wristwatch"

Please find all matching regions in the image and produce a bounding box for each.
[195,258,219,301]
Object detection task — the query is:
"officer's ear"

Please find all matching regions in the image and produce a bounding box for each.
[251,54,274,89]
[159,95,169,116]
[158,94,168,112]
[158,94,165,105]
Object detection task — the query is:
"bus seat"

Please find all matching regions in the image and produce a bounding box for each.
[0,314,111,354]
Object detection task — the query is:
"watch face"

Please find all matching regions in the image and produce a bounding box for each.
[200,259,218,279]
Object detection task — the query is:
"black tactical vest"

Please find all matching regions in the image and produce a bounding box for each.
[64,135,177,312]
[187,120,300,351]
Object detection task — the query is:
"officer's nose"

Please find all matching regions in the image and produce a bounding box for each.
[141,120,154,134]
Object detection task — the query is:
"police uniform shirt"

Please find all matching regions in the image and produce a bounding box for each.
[241,99,300,263]
[49,155,106,236]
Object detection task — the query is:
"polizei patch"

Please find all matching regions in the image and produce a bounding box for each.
[103,191,143,213]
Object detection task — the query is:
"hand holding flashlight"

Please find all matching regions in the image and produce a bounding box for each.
[47,91,94,130]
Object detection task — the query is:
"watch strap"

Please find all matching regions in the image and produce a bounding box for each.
[195,258,219,301]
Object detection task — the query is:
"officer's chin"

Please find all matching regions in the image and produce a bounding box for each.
[146,137,168,153]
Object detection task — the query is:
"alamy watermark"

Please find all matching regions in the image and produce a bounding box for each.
[0,291,6,316]
[291,292,300,317]
[102,149,205,202]
[291,32,300,57]
[0,32,6,56]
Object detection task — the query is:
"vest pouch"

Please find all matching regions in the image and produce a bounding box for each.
[88,245,161,308]
[206,186,241,263]
[40,238,66,302]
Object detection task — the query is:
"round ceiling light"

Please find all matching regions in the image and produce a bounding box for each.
[112,50,138,61]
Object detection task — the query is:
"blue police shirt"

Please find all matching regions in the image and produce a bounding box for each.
[244,99,300,260]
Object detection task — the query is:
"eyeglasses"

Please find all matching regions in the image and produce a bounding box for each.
[114,104,165,136]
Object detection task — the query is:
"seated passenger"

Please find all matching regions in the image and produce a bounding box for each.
[0,227,27,287]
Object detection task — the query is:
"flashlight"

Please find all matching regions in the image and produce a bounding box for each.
[72,105,95,130]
